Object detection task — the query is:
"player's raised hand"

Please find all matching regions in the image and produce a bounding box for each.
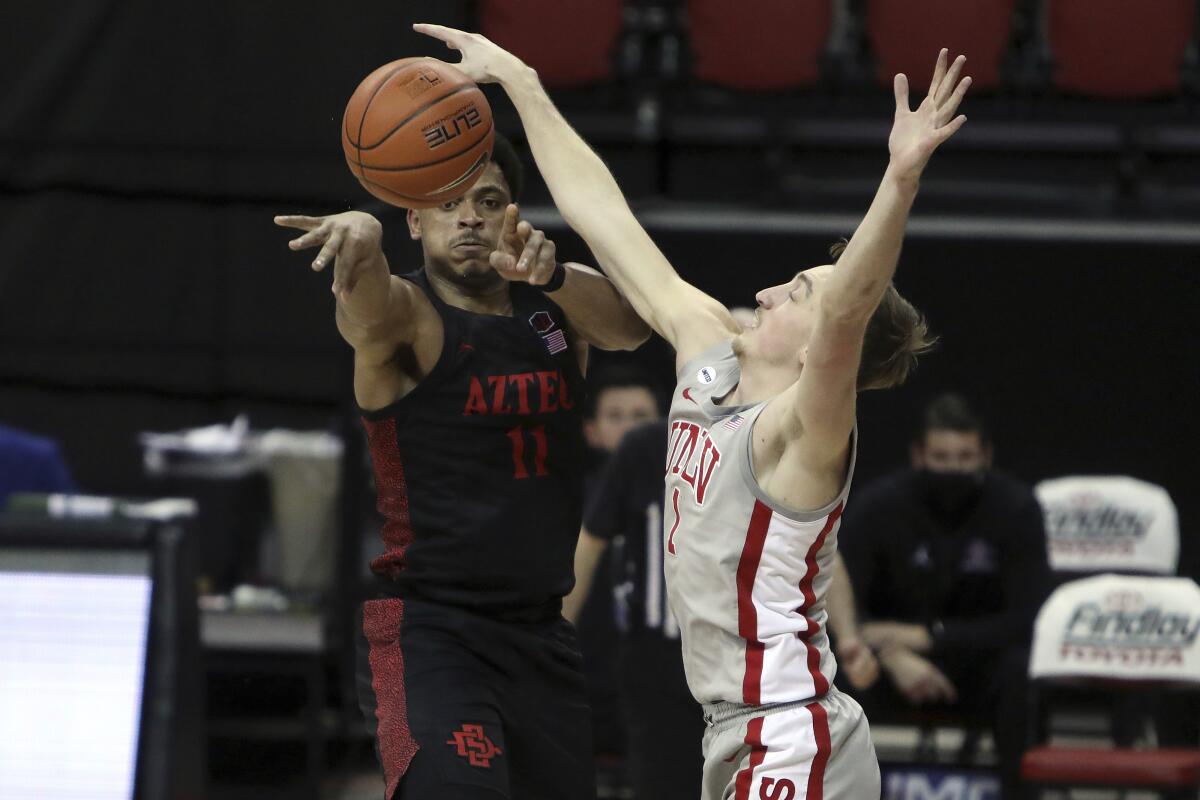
[274,211,384,303]
[490,204,559,286]
[888,48,971,181]
[412,24,528,85]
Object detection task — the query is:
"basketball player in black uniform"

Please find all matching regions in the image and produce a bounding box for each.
[275,135,650,799]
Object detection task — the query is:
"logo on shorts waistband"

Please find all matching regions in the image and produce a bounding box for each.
[446,723,503,768]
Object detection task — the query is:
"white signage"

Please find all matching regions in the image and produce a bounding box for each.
[1035,476,1178,575]
[1030,573,1200,682]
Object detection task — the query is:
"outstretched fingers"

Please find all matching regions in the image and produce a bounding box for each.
[412,23,465,50]
[927,49,949,99]
[936,114,968,143]
[894,73,910,113]
[313,227,344,271]
[935,55,967,106]
[274,215,322,232]
[938,75,972,125]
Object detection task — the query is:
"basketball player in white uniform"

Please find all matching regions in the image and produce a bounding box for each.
[417,24,971,799]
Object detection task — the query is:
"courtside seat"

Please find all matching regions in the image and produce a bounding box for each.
[1022,746,1200,787]
[1021,574,1200,798]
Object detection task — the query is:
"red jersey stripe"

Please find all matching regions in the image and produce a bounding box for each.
[733,715,768,800]
[363,599,419,796]
[806,701,832,800]
[797,502,842,696]
[363,417,415,579]
[736,500,774,705]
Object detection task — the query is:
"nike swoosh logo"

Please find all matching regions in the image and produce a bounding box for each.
[683,388,697,403]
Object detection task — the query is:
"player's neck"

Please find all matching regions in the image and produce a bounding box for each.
[726,358,799,406]
[426,266,514,316]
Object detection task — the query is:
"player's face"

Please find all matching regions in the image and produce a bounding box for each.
[735,264,835,368]
[407,163,512,290]
[585,387,660,452]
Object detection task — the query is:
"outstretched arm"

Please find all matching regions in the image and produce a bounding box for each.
[415,24,737,366]
[765,51,970,463]
[275,211,425,409]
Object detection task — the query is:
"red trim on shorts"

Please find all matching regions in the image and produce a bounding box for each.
[734,715,768,800]
[796,503,842,696]
[362,417,415,579]
[363,598,418,798]
[736,500,774,705]
[806,701,832,800]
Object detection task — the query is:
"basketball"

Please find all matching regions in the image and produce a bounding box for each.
[342,58,495,208]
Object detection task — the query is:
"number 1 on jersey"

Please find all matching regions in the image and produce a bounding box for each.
[507,424,549,479]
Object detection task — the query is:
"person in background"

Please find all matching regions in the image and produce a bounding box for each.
[838,393,1051,797]
[0,423,77,508]
[576,364,664,777]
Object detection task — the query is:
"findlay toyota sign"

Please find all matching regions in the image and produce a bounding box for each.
[1036,476,1179,575]
[1061,596,1200,667]
[1032,574,1200,681]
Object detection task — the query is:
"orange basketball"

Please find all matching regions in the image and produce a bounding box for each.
[342,58,495,208]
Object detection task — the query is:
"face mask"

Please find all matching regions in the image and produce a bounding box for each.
[918,469,985,518]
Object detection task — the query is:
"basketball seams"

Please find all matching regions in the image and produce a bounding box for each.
[352,119,495,172]
[357,84,478,152]
[348,63,412,174]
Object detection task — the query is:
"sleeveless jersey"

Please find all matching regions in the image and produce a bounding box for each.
[361,269,587,618]
[663,340,856,706]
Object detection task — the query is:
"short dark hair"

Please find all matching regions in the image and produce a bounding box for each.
[828,239,937,391]
[490,133,525,203]
[919,393,990,443]
[584,364,662,419]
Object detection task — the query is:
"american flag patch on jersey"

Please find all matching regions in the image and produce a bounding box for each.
[723,414,744,431]
[542,328,568,355]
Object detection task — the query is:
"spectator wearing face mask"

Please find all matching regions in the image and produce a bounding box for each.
[837,393,1051,797]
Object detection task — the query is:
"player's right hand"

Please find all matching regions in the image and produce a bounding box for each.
[274,211,383,303]
[413,24,528,85]
[888,48,970,181]
[880,647,958,706]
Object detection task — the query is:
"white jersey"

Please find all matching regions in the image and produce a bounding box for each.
[664,341,856,707]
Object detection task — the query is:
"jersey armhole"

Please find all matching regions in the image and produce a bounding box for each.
[739,415,858,523]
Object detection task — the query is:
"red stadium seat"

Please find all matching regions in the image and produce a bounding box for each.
[687,0,833,91]
[478,0,624,89]
[1023,747,1200,788]
[1048,0,1195,98]
[866,0,1015,91]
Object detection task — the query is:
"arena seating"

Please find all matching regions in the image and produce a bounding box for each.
[1047,0,1197,98]
[479,0,625,89]
[686,0,833,91]
[865,0,1017,92]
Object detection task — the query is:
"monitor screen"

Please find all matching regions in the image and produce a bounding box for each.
[0,548,153,800]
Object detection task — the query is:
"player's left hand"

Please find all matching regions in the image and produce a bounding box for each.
[413,24,527,85]
[836,636,881,691]
[861,621,933,654]
[490,204,559,286]
[888,48,971,181]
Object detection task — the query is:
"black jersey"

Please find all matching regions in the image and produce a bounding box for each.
[362,269,587,618]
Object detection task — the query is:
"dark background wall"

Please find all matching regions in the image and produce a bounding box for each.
[1,2,1195,575]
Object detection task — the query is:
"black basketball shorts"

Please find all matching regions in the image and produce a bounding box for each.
[356,596,595,799]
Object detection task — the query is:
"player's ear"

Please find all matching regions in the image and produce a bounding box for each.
[407,208,422,240]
